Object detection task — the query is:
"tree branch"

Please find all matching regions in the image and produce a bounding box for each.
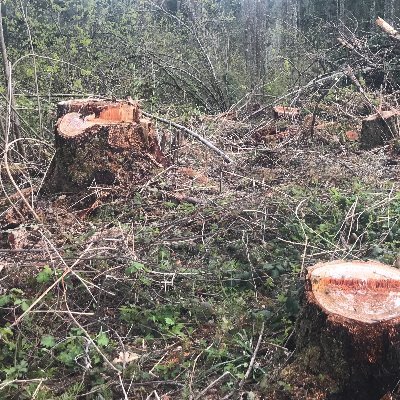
[142,110,233,163]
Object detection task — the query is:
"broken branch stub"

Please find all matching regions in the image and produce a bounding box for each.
[292,260,400,399]
[44,99,167,193]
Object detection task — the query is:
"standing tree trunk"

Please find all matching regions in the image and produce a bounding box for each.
[0,1,23,157]
[384,0,395,23]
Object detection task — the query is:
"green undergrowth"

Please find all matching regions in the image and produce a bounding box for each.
[1,178,399,398]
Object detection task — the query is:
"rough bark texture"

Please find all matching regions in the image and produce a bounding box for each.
[360,110,399,149]
[44,99,167,193]
[264,260,400,400]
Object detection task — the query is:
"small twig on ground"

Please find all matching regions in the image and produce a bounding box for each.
[221,322,265,399]
[10,242,93,327]
[118,374,129,400]
[62,281,120,374]
[3,139,41,222]
[194,371,233,400]
[189,343,214,399]
[0,378,48,391]
[145,390,161,400]
[238,322,265,390]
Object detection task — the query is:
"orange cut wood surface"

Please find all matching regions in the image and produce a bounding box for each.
[345,130,359,141]
[57,112,128,138]
[309,260,400,323]
[273,105,300,118]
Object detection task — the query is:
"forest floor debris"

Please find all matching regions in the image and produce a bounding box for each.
[1,102,400,399]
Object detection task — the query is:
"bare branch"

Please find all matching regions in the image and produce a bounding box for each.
[141,110,233,163]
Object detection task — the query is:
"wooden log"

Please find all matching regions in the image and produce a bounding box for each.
[360,110,399,149]
[283,260,400,400]
[44,99,168,193]
[376,17,400,42]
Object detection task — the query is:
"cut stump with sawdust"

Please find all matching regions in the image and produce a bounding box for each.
[44,98,167,193]
[270,260,400,400]
[360,109,399,149]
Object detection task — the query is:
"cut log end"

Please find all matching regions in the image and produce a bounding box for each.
[309,260,400,324]
[57,112,133,138]
[56,98,141,121]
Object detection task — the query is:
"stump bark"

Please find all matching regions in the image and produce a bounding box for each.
[289,260,400,399]
[44,99,167,193]
[360,110,399,149]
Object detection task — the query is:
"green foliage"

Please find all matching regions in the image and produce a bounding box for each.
[36,265,53,283]
[2,359,28,379]
[119,303,187,339]
[40,334,56,348]
[96,331,109,347]
[0,288,30,312]
[282,185,400,266]
[125,261,147,275]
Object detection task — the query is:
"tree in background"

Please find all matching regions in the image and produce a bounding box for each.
[0,0,399,142]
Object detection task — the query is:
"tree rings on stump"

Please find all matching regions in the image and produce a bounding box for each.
[44,99,168,193]
[269,260,400,400]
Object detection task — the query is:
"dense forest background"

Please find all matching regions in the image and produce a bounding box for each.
[2,0,400,125]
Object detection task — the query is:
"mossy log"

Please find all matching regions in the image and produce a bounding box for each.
[44,99,167,193]
[270,260,400,400]
[360,110,399,149]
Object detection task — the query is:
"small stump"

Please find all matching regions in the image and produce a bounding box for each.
[44,99,167,193]
[360,109,399,149]
[273,105,300,119]
[291,260,400,399]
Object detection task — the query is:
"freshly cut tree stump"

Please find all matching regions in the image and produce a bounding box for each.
[290,260,400,399]
[360,109,399,149]
[44,99,167,192]
[273,105,300,119]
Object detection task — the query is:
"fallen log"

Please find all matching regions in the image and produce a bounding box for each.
[360,109,399,149]
[283,260,400,399]
[376,17,400,42]
[44,99,167,193]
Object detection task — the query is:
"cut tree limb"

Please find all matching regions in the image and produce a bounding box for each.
[141,111,233,163]
[376,17,400,42]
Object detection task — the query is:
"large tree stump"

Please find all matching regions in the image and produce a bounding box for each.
[360,110,399,149]
[285,260,400,400]
[44,99,167,193]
